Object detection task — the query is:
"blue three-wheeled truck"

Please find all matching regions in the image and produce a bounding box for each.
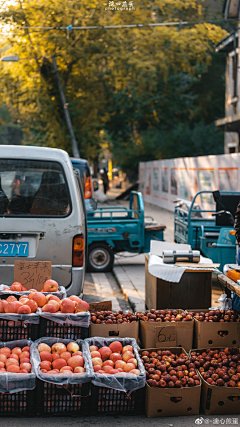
[174,190,240,271]
[86,191,165,272]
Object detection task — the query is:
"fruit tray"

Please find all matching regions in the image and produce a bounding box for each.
[90,384,145,415]
[35,379,91,416]
[0,389,36,417]
[39,317,89,340]
[0,318,39,341]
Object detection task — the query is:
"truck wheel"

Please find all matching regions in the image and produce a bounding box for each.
[87,243,114,272]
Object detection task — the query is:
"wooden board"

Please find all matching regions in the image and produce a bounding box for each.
[218,274,240,297]
[88,300,112,313]
[175,263,220,268]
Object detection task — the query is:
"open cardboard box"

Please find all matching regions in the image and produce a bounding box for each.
[190,347,240,415]
[140,347,201,418]
[139,309,194,351]
[190,309,240,349]
[90,321,139,341]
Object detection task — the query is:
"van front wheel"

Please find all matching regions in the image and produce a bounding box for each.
[87,243,114,272]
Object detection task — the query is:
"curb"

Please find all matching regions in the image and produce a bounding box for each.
[113,266,146,313]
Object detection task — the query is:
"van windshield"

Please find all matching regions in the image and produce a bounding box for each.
[0,159,71,217]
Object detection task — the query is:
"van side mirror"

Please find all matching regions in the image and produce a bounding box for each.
[93,179,99,192]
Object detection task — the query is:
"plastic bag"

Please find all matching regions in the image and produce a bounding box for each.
[32,337,92,385]
[0,339,35,393]
[84,337,146,393]
[0,308,40,324]
[0,284,67,299]
[217,293,232,310]
[39,311,90,327]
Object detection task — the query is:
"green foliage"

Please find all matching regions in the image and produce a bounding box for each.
[113,122,224,178]
[0,0,227,166]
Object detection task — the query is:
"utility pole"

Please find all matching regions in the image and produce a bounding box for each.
[52,56,80,158]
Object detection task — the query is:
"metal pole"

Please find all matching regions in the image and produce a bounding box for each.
[51,56,80,158]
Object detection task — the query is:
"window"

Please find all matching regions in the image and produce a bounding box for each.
[0,159,71,217]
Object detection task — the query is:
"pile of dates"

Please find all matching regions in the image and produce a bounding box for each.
[136,309,193,322]
[190,347,240,387]
[194,309,240,323]
[90,310,137,324]
[140,349,200,388]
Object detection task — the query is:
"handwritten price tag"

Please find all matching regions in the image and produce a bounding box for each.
[14,260,52,291]
[89,300,112,313]
[155,325,177,347]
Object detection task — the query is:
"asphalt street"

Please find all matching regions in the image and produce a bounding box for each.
[1,414,239,426]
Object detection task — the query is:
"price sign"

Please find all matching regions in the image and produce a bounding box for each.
[89,300,112,313]
[155,325,177,347]
[14,260,52,291]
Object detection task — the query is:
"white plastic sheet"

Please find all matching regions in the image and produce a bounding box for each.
[84,337,146,393]
[148,254,217,283]
[0,284,67,299]
[32,337,92,385]
[0,309,40,324]
[39,311,90,327]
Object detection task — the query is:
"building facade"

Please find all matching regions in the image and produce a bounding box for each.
[215,0,240,153]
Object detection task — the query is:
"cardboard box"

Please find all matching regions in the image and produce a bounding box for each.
[90,321,139,341]
[190,347,240,414]
[139,310,194,351]
[145,256,212,310]
[191,309,240,348]
[201,377,240,415]
[141,347,201,418]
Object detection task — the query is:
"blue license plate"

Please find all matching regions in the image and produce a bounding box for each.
[0,242,29,257]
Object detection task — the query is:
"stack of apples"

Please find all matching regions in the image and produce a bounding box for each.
[91,310,137,324]
[190,347,240,387]
[0,345,32,373]
[7,279,59,293]
[90,341,140,375]
[38,341,86,374]
[137,309,193,322]
[140,349,201,388]
[0,293,89,314]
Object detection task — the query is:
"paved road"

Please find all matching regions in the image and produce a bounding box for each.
[2,413,239,426]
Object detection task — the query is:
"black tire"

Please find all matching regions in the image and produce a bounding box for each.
[87,243,114,272]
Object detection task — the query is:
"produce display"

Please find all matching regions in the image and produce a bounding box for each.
[89,341,140,375]
[190,347,240,387]
[0,345,32,373]
[90,310,137,324]
[136,309,193,322]
[140,349,201,388]
[193,309,240,323]
[38,341,86,374]
[0,294,89,314]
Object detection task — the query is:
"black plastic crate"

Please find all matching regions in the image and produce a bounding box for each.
[35,379,91,416]
[91,385,145,415]
[39,317,89,340]
[0,389,35,416]
[0,319,39,341]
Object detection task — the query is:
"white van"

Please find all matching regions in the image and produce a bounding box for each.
[0,145,86,295]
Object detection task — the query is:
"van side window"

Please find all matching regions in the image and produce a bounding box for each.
[0,159,71,217]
